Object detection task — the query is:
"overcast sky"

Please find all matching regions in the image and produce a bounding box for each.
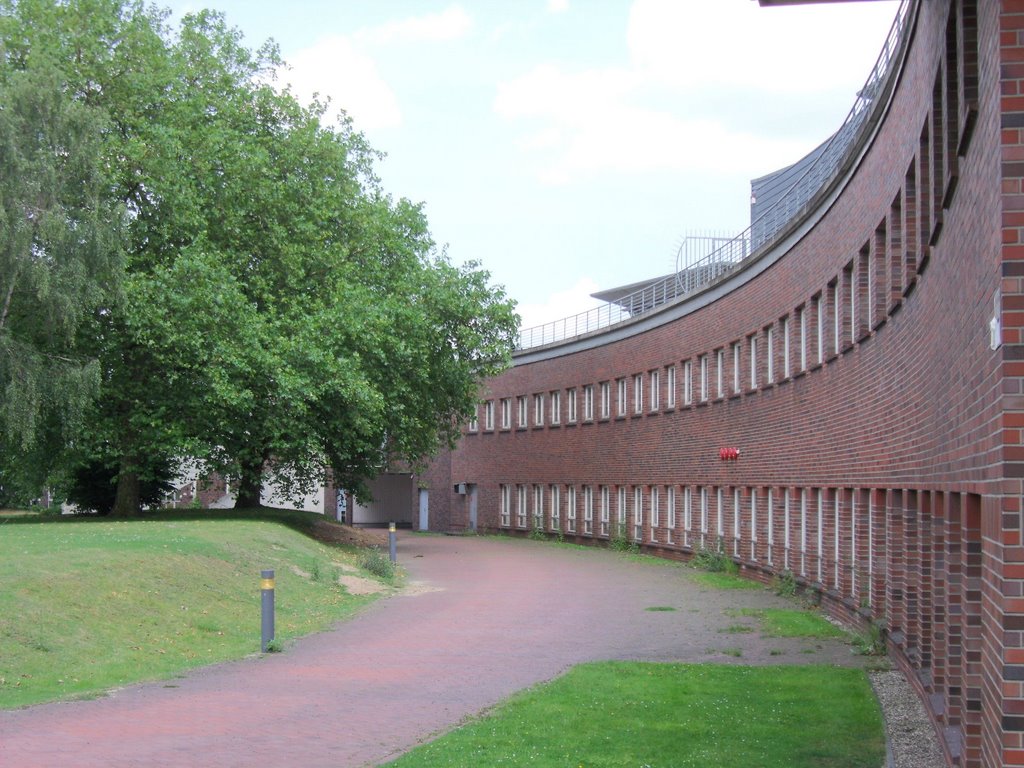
[168,0,900,330]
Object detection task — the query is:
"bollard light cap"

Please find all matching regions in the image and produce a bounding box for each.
[389,522,396,532]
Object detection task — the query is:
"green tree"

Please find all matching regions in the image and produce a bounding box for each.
[0,54,124,491]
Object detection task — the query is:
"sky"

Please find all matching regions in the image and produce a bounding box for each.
[167,0,900,331]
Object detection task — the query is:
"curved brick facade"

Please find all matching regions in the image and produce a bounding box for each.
[421,2,1024,765]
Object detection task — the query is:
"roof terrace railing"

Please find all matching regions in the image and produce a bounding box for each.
[516,0,912,352]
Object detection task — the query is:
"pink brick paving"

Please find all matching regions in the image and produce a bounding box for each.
[0,535,867,768]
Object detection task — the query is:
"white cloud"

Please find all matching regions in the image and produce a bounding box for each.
[356,5,472,45]
[282,5,473,131]
[494,0,899,184]
[516,277,604,330]
[283,37,402,130]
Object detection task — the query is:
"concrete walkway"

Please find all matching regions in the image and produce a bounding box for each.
[0,535,867,768]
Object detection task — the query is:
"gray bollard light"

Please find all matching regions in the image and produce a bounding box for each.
[260,569,275,652]
[389,522,397,564]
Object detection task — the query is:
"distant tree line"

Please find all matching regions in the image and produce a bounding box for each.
[0,0,518,514]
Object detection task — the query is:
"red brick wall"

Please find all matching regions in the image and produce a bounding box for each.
[423,2,1019,764]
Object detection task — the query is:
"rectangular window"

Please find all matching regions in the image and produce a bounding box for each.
[567,485,577,533]
[766,326,775,384]
[567,388,577,422]
[533,485,544,530]
[683,360,693,405]
[550,390,561,425]
[650,486,660,543]
[817,489,824,583]
[534,394,544,426]
[550,485,561,531]
[516,484,527,528]
[683,486,692,547]
[832,280,841,356]
[649,370,660,411]
[715,349,724,398]
[617,378,627,416]
[784,489,791,570]
[600,485,610,537]
[517,396,528,428]
[600,381,611,418]
[716,487,724,538]
[468,409,479,432]
[484,401,495,431]
[666,486,676,544]
[815,295,824,364]
[633,486,643,542]
[583,384,594,421]
[501,398,511,429]
[750,488,758,561]
[666,366,676,408]
[749,336,758,389]
[733,489,741,557]
[500,484,511,527]
[799,307,807,371]
[732,342,741,394]
[583,485,594,535]
[800,489,808,577]
[700,355,709,402]
[700,487,709,546]
[782,316,791,379]
[767,488,775,565]
[633,374,643,414]
[617,486,627,538]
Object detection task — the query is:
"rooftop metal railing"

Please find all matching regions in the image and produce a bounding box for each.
[516,0,911,352]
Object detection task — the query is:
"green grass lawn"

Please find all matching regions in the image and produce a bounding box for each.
[731,608,848,639]
[0,510,391,709]
[383,661,885,768]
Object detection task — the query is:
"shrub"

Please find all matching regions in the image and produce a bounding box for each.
[359,547,396,581]
[692,539,738,574]
[773,570,798,597]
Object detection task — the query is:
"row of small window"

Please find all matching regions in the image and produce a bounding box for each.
[471,305,843,432]
[499,483,887,603]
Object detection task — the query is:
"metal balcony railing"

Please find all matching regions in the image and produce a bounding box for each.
[516,0,912,352]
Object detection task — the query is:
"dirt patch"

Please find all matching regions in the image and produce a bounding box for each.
[338,574,388,596]
[309,520,389,548]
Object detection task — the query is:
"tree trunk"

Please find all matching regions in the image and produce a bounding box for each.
[111,455,141,516]
[234,454,264,508]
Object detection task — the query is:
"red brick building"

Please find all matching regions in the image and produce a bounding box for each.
[415,1,1024,765]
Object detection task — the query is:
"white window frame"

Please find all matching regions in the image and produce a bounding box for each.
[633,374,643,414]
[766,327,775,384]
[468,410,479,432]
[716,349,724,398]
[617,486,627,537]
[767,488,775,565]
[567,388,577,422]
[583,485,593,535]
[832,281,841,355]
[733,488,741,556]
[649,369,660,411]
[716,487,724,538]
[516,484,527,528]
[749,336,758,389]
[700,355,708,402]
[666,366,676,408]
[815,294,824,364]
[500,398,511,429]
[583,384,594,421]
[617,378,627,416]
[732,342,741,395]
[550,390,561,425]
[534,394,544,426]
[600,381,611,418]
[600,485,610,537]
[484,401,495,431]
[666,486,676,544]
[700,487,708,546]
[784,488,792,570]
[817,488,825,583]
[567,485,577,533]
[500,484,511,527]
[650,486,660,542]
[683,486,692,547]
[683,361,693,405]
[750,488,758,560]
[633,486,643,542]
[533,484,544,530]
[782,316,791,379]
[800,488,808,576]
[550,485,561,531]
[517,396,528,428]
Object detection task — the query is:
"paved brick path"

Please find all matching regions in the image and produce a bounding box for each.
[0,535,865,767]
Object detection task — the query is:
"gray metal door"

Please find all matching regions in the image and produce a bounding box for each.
[469,485,478,532]
[418,489,429,530]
